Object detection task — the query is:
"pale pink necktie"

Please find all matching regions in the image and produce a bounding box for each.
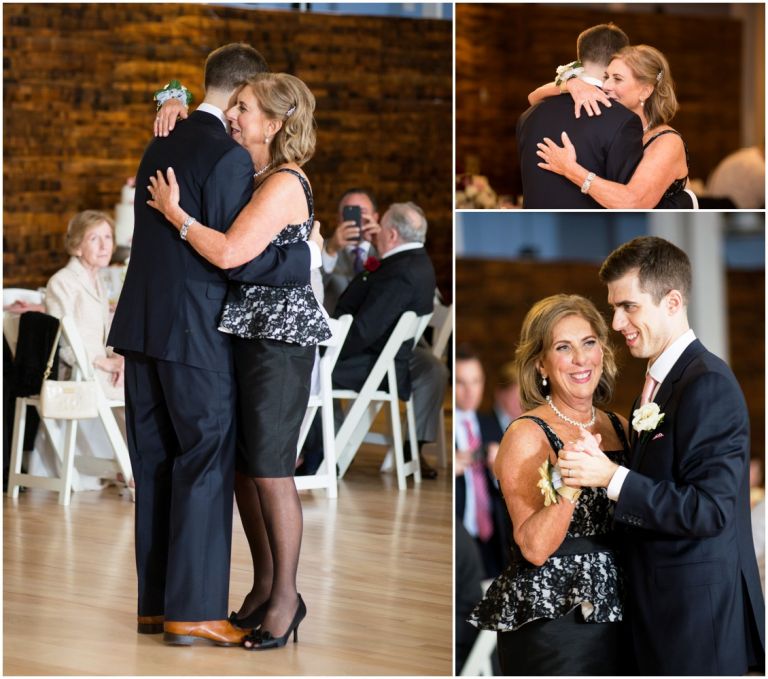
[464,419,493,542]
[640,373,658,406]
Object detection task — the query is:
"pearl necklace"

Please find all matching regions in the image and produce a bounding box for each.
[546,395,596,429]
[253,162,271,179]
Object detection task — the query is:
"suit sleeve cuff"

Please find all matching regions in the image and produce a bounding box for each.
[307,241,321,269]
[607,465,630,501]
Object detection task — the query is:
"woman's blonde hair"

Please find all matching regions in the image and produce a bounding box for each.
[64,210,116,256]
[514,294,617,411]
[613,44,678,128]
[244,72,316,171]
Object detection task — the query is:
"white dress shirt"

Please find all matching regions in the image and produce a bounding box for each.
[607,328,697,500]
[382,242,424,259]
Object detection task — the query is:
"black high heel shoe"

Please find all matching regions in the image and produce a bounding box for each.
[243,594,306,650]
[228,600,269,629]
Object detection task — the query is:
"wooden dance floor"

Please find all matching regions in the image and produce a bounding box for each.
[3,444,453,675]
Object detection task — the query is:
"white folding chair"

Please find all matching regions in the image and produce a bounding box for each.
[294,314,353,498]
[3,288,45,357]
[684,187,700,209]
[460,630,497,676]
[7,315,133,505]
[419,300,452,468]
[460,578,497,676]
[334,310,432,490]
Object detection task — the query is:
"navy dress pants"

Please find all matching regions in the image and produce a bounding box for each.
[124,353,237,621]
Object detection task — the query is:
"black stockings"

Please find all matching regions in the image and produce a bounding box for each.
[234,471,302,636]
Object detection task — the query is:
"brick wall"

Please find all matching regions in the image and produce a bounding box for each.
[4,3,453,298]
[457,258,765,458]
[456,3,743,199]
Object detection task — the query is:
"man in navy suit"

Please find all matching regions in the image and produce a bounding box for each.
[560,237,765,674]
[109,44,318,646]
[517,23,643,208]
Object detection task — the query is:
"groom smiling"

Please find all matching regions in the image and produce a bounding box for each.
[560,236,764,675]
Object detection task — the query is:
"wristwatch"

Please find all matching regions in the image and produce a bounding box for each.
[180,215,196,241]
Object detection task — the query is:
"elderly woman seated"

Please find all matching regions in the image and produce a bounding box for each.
[29,210,129,491]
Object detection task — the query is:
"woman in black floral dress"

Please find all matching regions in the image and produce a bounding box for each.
[469,294,633,674]
[148,73,329,650]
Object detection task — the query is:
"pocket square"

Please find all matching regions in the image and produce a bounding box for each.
[652,432,664,441]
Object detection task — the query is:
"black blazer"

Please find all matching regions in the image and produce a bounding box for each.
[108,110,309,373]
[517,93,643,208]
[332,247,436,399]
[616,340,765,674]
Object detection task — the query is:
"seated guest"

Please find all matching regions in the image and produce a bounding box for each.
[706,145,765,209]
[454,345,511,578]
[301,202,444,478]
[321,188,381,315]
[29,210,129,491]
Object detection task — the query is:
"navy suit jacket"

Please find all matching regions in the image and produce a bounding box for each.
[332,247,435,399]
[616,340,765,674]
[517,92,643,208]
[108,110,309,373]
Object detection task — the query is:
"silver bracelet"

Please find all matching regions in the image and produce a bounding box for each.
[180,215,197,241]
[580,171,596,194]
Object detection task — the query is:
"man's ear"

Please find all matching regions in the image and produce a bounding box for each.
[665,289,684,316]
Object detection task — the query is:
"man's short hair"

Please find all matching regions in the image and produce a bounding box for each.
[204,43,269,92]
[576,23,630,67]
[599,236,692,304]
[386,202,427,244]
[456,343,481,364]
[338,187,378,212]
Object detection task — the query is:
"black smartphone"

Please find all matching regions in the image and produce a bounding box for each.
[342,205,362,242]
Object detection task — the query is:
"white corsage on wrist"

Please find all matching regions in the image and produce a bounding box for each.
[555,60,584,89]
[632,402,665,441]
[154,79,193,111]
[537,459,582,506]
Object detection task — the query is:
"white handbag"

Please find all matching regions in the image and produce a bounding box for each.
[39,324,98,420]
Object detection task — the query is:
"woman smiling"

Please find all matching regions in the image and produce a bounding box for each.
[468,294,633,675]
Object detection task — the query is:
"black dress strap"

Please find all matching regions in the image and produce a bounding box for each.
[514,415,563,455]
[643,128,682,149]
[643,128,690,181]
[273,167,314,220]
[605,411,630,453]
[515,412,628,456]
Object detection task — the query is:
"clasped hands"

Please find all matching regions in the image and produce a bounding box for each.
[558,429,617,489]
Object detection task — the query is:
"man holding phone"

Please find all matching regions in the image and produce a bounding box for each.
[321,188,381,314]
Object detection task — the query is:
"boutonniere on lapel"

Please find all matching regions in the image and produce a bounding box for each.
[361,256,381,280]
[632,402,665,443]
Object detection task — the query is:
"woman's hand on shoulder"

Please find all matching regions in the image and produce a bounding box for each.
[154,98,188,137]
[147,168,184,228]
[536,131,578,177]
[565,78,612,119]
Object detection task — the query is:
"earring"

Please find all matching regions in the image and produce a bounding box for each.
[542,376,548,387]
[265,135,271,144]
[639,98,644,107]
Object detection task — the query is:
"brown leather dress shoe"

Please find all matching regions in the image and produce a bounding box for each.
[163,619,249,646]
[137,615,164,634]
